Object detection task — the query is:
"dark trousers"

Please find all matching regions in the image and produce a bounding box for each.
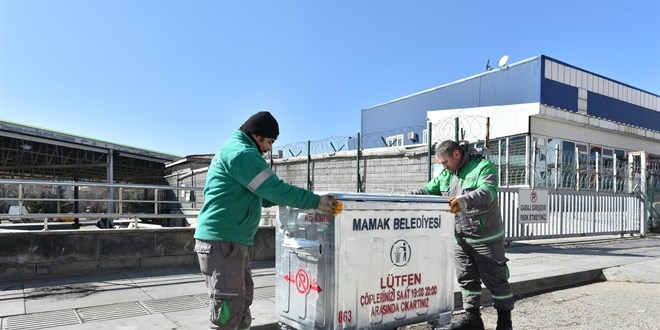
[195,240,253,330]
[454,237,514,311]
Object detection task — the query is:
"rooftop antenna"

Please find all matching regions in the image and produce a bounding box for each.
[498,55,509,70]
[485,59,492,71]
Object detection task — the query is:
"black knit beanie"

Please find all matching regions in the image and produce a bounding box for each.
[240,111,279,139]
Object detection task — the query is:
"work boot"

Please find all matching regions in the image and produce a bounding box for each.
[450,309,484,330]
[496,309,513,330]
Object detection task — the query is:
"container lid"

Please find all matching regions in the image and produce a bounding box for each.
[319,192,449,203]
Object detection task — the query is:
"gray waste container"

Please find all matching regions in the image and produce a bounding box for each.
[276,193,454,329]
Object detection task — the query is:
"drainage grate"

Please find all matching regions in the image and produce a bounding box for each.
[193,287,273,302]
[76,301,150,323]
[2,309,81,330]
[1,291,273,330]
[141,295,208,314]
[193,293,209,302]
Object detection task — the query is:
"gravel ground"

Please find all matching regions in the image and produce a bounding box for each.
[401,281,660,330]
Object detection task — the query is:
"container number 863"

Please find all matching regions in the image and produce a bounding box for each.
[337,310,352,323]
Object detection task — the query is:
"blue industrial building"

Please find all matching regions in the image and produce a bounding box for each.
[360,55,660,156]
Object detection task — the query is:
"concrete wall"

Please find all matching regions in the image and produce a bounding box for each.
[272,147,431,194]
[0,227,275,281]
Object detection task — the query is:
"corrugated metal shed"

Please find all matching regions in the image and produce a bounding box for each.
[0,120,178,183]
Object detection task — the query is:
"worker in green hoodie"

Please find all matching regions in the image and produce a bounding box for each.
[411,140,513,330]
[194,111,340,330]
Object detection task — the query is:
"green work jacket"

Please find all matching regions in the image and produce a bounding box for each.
[194,130,320,246]
[422,153,504,244]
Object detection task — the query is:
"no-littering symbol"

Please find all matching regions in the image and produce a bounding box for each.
[295,268,310,294]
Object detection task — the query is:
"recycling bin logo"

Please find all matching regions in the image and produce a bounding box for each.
[390,239,411,267]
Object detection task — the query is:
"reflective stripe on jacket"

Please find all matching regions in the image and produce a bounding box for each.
[424,153,504,243]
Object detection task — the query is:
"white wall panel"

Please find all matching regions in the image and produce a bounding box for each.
[578,99,588,112]
[531,116,660,154]
[544,59,658,112]
[649,96,658,111]
[578,88,587,99]
[652,96,656,111]
[552,60,558,81]
[570,68,577,86]
[427,103,540,139]
[628,88,633,104]
[613,83,618,100]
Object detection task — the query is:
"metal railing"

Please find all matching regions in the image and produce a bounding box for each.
[0,179,203,227]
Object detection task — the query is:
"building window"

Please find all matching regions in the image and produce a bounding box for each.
[386,134,403,147]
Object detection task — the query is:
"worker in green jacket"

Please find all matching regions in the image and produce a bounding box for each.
[412,139,513,330]
[194,111,340,330]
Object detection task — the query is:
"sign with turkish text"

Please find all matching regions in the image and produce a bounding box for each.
[518,189,549,223]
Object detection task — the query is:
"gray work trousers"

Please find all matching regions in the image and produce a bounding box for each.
[195,240,253,330]
[454,236,514,311]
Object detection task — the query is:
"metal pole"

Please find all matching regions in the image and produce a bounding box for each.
[307,141,311,190]
[613,155,618,193]
[525,135,530,187]
[356,133,361,193]
[455,117,459,142]
[498,141,502,187]
[595,152,600,192]
[18,183,23,215]
[427,122,432,182]
[505,137,510,188]
[575,146,580,192]
[641,152,648,237]
[154,189,159,214]
[531,140,537,189]
[628,153,634,193]
[554,144,559,190]
[107,150,115,214]
[485,117,491,152]
[118,187,123,214]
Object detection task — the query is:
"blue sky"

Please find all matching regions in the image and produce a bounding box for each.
[1,0,658,157]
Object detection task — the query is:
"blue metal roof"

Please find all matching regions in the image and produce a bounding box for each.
[361,54,660,146]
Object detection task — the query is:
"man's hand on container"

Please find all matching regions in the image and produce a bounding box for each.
[318,194,343,216]
[449,195,468,214]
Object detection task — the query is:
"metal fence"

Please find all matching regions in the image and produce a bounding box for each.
[500,188,643,242]
[264,115,657,238]
[4,115,656,238]
[270,117,659,192]
[0,179,202,228]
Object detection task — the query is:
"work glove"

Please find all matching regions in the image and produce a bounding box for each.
[409,188,426,195]
[318,194,343,216]
[449,195,468,214]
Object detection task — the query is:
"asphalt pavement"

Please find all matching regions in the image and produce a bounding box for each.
[1,234,659,330]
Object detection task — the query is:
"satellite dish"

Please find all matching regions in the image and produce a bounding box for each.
[498,55,509,68]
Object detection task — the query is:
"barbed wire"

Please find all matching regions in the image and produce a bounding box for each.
[267,115,659,192]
